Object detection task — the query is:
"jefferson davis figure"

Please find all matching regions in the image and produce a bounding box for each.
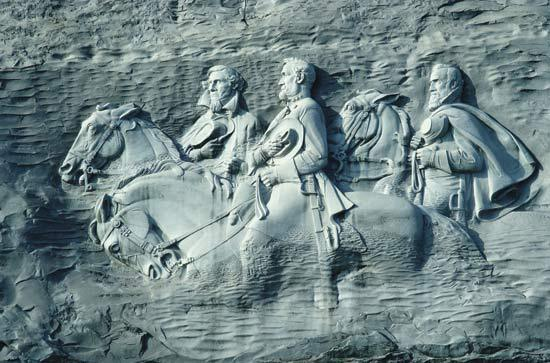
[179,65,262,183]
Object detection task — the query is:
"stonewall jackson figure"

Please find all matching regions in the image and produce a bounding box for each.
[238,58,355,307]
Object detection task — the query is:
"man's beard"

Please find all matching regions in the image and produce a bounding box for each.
[428,92,443,112]
[209,92,227,113]
[429,87,461,112]
[279,88,301,102]
[209,97,224,113]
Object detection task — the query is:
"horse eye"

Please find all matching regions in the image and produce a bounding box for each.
[88,124,99,134]
[109,243,120,254]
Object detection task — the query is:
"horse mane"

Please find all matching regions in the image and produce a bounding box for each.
[93,103,187,189]
[134,117,183,162]
[100,103,183,163]
[115,158,185,189]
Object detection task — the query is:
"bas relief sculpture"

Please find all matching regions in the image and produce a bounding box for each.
[179,65,262,184]
[409,64,538,224]
[1,0,546,360]
[329,89,411,196]
[58,60,540,312]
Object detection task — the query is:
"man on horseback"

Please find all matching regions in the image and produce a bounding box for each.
[179,65,262,183]
[409,63,538,223]
[239,58,354,307]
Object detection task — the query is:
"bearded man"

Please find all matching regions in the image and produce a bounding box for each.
[410,63,538,223]
[237,58,354,308]
[179,65,262,182]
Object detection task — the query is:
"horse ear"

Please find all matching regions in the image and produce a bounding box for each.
[123,209,150,238]
[96,194,112,223]
[372,92,400,105]
[88,219,100,244]
[119,105,142,120]
[96,103,112,111]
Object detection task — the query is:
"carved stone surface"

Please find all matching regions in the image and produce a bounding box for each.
[1,1,550,362]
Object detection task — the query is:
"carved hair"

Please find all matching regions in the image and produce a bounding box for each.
[282,58,316,89]
[207,65,247,93]
[433,63,464,89]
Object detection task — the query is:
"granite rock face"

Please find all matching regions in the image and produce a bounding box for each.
[1,1,550,362]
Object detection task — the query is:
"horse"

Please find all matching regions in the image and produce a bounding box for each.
[59,103,193,192]
[88,171,483,308]
[329,89,411,196]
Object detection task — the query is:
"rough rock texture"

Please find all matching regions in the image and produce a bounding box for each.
[0,0,549,362]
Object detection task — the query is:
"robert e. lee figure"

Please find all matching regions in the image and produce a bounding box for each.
[410,63,538,224]
[236,58,354,307]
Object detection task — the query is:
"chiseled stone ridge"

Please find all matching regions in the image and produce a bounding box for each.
[0,1,549,362]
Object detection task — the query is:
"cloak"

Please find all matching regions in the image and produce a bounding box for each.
[434,103,538,220]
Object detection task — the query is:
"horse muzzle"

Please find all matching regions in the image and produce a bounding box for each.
[59,156,83,184]
[143,249,183,280]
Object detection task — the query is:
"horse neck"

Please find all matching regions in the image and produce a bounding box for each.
[116,173,229,239]
[119,124,172,168]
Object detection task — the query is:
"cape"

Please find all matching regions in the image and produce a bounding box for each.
[434,103,539,220]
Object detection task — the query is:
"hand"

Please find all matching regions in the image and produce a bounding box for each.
[409,148,434,168]
[261,138,285,158]
[220,157,241,175]
[187,149,202,162]
[200,140,223,159]
[203,170,233,199]
[410,134,424,150]
[259,167,278,188]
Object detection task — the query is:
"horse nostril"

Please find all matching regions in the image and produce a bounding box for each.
[148,265,159,280]
[160,250,180,270]
[59,158,82,184]
[59,161,75,175]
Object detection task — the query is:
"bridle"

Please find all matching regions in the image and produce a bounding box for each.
[71,109,135,191]
[99,198,254,275]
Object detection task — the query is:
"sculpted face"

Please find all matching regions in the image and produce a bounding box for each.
[207,70,234,112]
[428,67,458,112]
[278,63,301,101]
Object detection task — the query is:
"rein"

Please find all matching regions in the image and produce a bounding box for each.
[101,198,254,273]
[76,107,139,191]
[74,117,122,191]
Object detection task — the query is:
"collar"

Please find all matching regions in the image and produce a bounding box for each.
[197,91,240,116]
[284,94,309,109]
[221,92,239,116]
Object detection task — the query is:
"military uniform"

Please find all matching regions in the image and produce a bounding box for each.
[179,93,262,181]
[245,96,354,246]
[412,103,538,221]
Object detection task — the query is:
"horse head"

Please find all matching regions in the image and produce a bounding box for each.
[340,89,401,142]
[330,90,411,179]
[59,103,145,188]
[89,194,183,280]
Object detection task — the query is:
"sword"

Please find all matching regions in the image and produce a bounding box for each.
[449,177,467,226]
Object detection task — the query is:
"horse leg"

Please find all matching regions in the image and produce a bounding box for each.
[344,192,426,274]
[239,228,282,304]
